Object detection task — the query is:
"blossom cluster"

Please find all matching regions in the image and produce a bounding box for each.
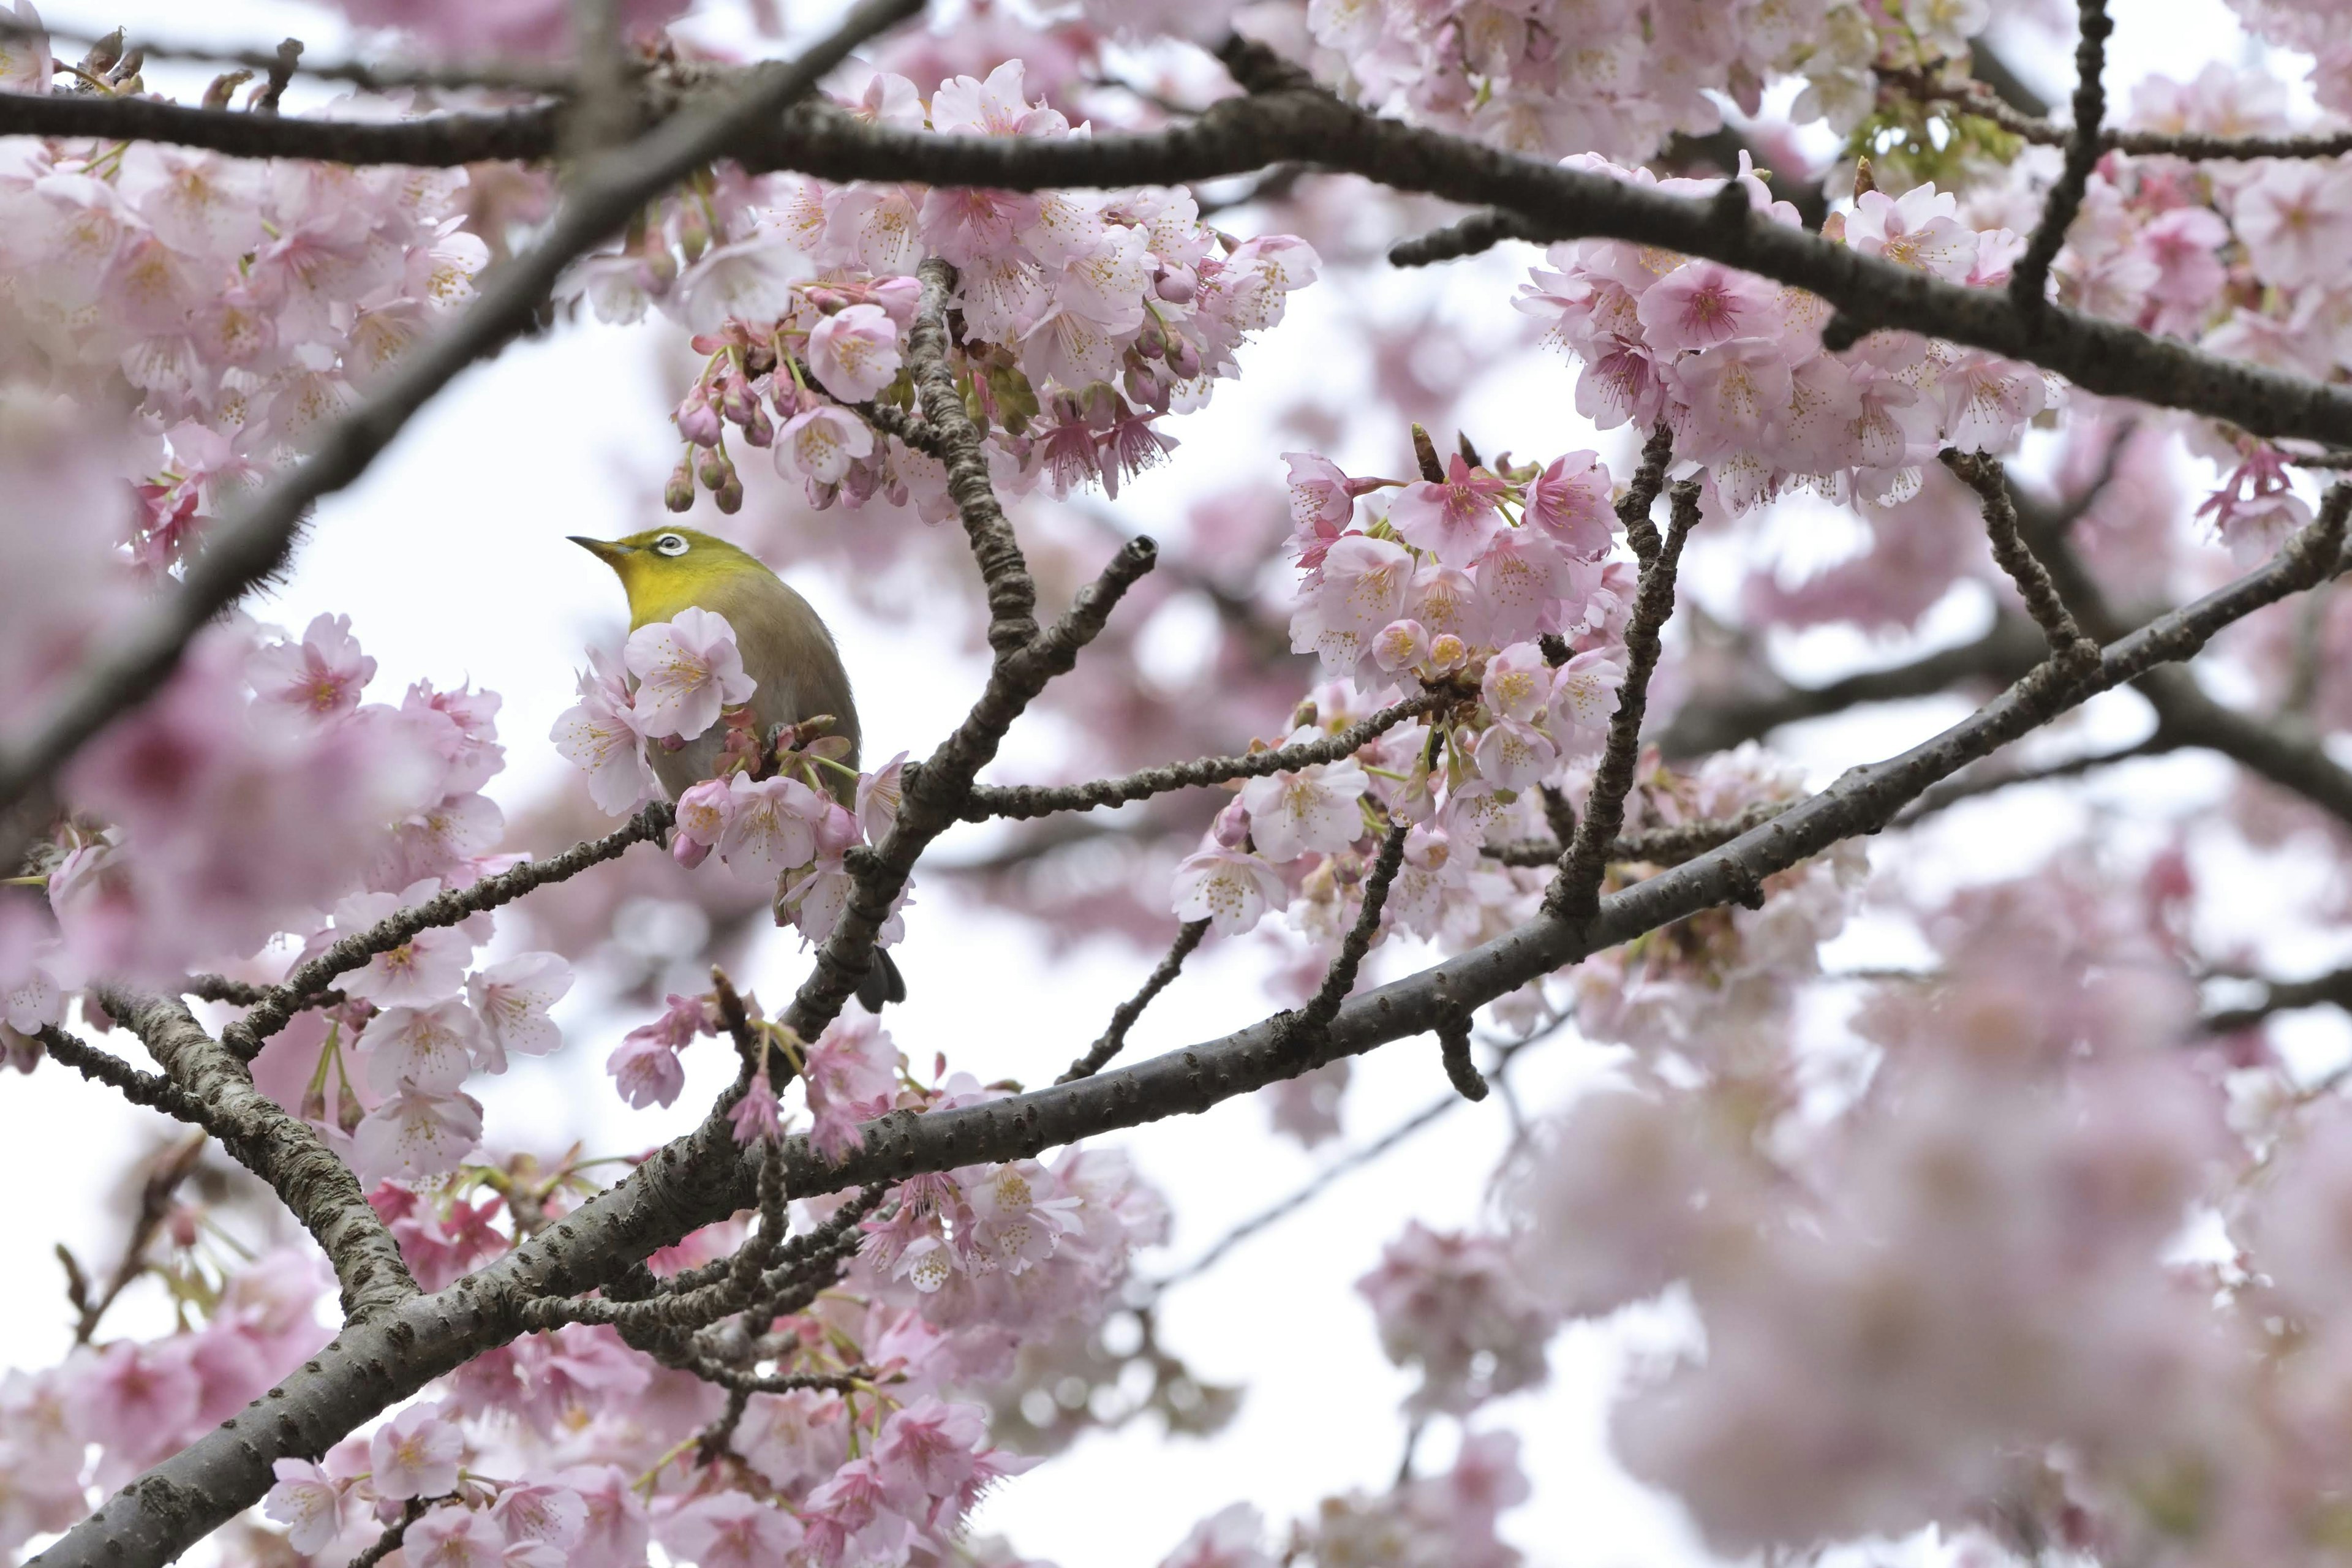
[0,48,494,570]
[563,61,1317,518]
[1517,158,2059,516]
[0,1248,333,1555]
[551,608,910,954]
[1169,434,1634,980]
[1305,0,1988,160]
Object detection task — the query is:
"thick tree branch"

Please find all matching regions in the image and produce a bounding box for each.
[94,989,420,1324]
[10,42,2352,450]
[0,0,924,858]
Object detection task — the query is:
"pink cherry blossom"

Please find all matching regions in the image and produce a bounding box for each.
[402,1507,502,1568]
[806,304,903,403]
[331,886,475,1008]
[358,998,484,1095]
[655,1492,803,1568]
[1238,734,1372,862]
[1162,1502,1276,1568]
[775,404,876,486]
[465,953,571,1060]
[352,1088,484,1185]
[606,1033,686,1110]
[2233,157,2352,288]
[250,613,376,720]
[368,1403,463,1501]
[1386,456,1510,569]
[719,772,827,880]
[1171,846,1288,936]
[264,1458,344,1555]
[1523,451,1616,559]
[624,608,755,742]
[551,650,657,814]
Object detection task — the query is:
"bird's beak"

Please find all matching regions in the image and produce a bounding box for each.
[569,535,634,568]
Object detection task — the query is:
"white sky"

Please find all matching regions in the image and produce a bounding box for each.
[4,2,2298,1566]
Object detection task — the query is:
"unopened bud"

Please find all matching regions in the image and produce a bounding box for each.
[1164,335,1202,379]
[740,401,774,448]
[673,834,712,869]
[720,372,757,426]
[676,391,724,447]
[696,444,732,492]
[713,469,744,514]
[1155,266,1197,304]
[1212,797,1250,848]
[665,456,696,512]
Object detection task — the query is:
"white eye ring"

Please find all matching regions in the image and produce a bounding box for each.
[653,533,689,557]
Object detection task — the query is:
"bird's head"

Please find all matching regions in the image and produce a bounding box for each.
[570,527,771,626]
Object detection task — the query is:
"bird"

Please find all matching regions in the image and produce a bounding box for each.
[571,526,907,1012]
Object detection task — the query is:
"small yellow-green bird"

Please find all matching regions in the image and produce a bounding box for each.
[572,526,906,1012]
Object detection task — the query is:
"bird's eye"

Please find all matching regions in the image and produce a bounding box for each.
[654,533,689,557]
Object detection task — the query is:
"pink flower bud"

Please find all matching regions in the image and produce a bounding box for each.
[665,457,696,513]
[1155,266,1197,304]
[720,372,758,426]
[1166,334,1202,379]
[1212,796,1251,848]
[673,834,712,869]
[1373,619,1430,672]
[676,391,724,447]
[741,401,774,448]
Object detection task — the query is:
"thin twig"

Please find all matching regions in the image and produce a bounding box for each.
[1288,816,1411,1044]
[1547,480,1699,920]
[225,803,673,1058]
[959,692,1452,822]
[2008,0,2112,312]
[1060,921,1209,1082]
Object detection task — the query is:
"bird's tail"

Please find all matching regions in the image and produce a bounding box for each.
[856,946,908,1013]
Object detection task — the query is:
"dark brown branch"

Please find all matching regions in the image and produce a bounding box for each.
[2008,0,2112,312]
[1389,206,1548,266]
[0,0,923,859]
[225,802,673,1058]
[1941,450,2098,657]
[2205,965,2352,1034]
[1435,1015,1487,1102]
[778,263,1156,1039]
[959,691,1450,822]
[1060,920,1208,1082]
[1289,816,1411,1043]
[1656,615,2048,759]
[1890,67,2352,162]
[1547,481,1698,921]
[346,1499,430,1568]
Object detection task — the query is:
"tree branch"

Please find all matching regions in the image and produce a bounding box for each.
[956,690,1451,823]
[224,802,674,1058]
[1058,920,1208,1083]
[94,989,420,1324]
[1547,480,1698,921]
[2007,0,2112,312]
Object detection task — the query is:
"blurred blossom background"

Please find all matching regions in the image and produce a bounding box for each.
[5,1,2331,1564]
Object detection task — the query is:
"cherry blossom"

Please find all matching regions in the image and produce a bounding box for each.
[622,609,755,742]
